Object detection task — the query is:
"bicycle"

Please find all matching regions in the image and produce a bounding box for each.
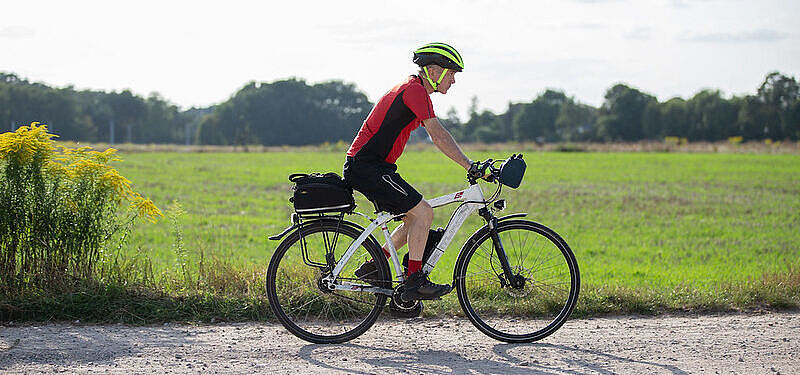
[265,155,580,344]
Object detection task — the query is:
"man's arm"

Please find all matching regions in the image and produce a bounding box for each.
[423,117,471,170]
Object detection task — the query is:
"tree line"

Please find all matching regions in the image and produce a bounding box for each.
[448,72,799,143]
[0,73,201,144]
[1,71,798,145]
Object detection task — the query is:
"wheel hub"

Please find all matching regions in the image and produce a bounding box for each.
[498,271,526,289]
[511,274,526,289]
[498,270,529,298]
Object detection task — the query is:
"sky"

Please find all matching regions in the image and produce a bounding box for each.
[2,0,798,120]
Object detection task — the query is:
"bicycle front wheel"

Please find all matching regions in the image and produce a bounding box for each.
[266,219,389,344]
[455,220,580,343]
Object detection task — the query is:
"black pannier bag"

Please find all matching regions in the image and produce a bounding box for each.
[289,172,355,215]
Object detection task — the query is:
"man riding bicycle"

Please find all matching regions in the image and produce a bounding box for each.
[343,42,481,302]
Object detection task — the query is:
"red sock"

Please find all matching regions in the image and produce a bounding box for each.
[381,247,391,258]
[408,259,422,274]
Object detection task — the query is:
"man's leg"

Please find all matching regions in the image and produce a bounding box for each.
[404,200,433,273]
[401,200,451,301]
[384,222,409,256]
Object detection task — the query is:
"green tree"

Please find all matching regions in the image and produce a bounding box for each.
[140,93,184,144]
[512,89,567,142]
[686,89,738,141]
[596,84,655,141]
[757,72,799,140]
[661,98,690,139]
[642,98,689,140]
[493,102,524,141]
[0,73,92,141]
[733,96,765,140]
[790,99,800,140]
[105,90,146,143]
[460,109,497,143]
[555,99,597,141]
[76,90,115,143]
[642,101,663,140]
[196,79,372,146]
[451,96,483,142]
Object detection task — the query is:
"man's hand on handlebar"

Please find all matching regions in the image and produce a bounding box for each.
[468,160,495,182]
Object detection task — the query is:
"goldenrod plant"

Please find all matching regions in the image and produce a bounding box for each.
[0,122,162,295]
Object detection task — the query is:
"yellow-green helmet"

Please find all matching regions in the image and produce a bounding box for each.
[413,43,464,72]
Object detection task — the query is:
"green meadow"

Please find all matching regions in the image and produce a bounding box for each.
[97,149,800,318]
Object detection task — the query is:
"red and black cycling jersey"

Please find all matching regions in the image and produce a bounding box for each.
[346,75,435,164]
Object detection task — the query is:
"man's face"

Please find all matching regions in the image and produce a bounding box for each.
[437,69,458,94]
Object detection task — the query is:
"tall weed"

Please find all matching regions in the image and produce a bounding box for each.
[0,123,162,296]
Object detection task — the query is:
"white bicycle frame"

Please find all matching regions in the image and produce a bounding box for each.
[322,182,489,295]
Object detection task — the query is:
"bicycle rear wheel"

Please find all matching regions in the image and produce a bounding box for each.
[266,219,389,344]
[455,220,580,343]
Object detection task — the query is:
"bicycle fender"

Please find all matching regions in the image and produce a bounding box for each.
[269,224,298,241]
[497,213,527,222]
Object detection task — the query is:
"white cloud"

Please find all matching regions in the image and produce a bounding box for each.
[679,29,791,43]
[625,27,653,40]
[0,25,36,39]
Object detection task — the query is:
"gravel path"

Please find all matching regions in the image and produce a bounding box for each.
[1,312,798,374]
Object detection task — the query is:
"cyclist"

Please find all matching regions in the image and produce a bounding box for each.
[343,42,480,301]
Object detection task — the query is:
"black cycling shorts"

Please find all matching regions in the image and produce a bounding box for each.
[343,157,423,215]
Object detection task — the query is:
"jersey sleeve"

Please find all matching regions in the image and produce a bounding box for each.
[402,84,436,123]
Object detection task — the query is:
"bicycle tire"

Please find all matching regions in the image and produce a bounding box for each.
[454,220,580,343]
[266,219,389,344]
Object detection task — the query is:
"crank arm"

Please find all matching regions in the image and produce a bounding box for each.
[330,282,394,296]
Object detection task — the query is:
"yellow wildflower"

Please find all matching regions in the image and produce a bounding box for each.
[89,148,120,164]
[68,159,106,177]
[61,146,92,155]
[130,195,164,223]
[100,169,134,199]
[44,160,74,178]
[0,122,56,163]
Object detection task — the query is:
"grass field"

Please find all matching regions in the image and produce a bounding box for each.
[6,147,796,323]
[90,148,797,317]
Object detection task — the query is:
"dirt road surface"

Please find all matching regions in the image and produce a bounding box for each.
[1,312,798,374]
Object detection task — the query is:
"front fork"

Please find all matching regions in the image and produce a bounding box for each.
[479,208,525,289]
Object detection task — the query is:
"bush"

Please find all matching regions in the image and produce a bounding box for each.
[0,122,161,295]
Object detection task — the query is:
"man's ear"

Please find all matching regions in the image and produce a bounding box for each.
[428,64,443,77]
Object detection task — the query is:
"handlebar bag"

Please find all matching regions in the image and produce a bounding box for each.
[498,155,526,189]
[288,172,355,215]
